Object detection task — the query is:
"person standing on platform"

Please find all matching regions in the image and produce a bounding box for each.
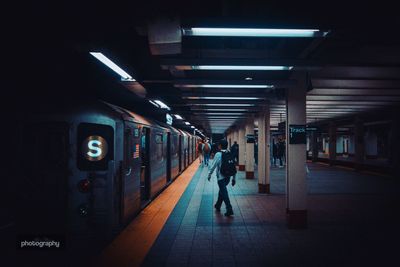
[277,138,285,167]
[272,140,278,167]
[230,141,239,165]
[197,140,204,166]
[203,139,211,166]
[207,140,236,216]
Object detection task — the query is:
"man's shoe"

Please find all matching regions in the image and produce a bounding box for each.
[224,210,234,216]
[214,204,221,212]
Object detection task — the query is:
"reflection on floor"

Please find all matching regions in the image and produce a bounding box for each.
[141,161,400,267]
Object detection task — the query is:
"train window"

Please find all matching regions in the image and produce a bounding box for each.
[134,128,139,137]
[77,123,114,171]
[155,134,163,144]
[155,134,163,161]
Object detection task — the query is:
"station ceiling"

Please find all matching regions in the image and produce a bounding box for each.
[25,1,400,135]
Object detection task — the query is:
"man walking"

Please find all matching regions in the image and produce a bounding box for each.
[207,140,236,216]
[197,140,204,166]
[203,139,211,166]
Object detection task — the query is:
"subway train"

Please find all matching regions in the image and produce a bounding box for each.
[17,101,199,252]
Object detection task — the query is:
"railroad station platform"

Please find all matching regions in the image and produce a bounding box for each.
[98,159,400,267]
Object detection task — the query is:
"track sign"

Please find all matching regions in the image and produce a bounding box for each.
[289,124,306,144]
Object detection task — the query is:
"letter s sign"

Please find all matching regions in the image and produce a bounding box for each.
[83,136,108,161]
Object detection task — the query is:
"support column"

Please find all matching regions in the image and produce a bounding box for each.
[286,72,307,229]
[311,130,318,162]
[354,117,364,171]
[238,126,246,171]
[258,106,270,193]
[245,117,255,179]
[328,122,337,166]
[234,130,238,143]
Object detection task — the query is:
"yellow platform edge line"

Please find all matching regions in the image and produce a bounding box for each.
[95,159,200,267]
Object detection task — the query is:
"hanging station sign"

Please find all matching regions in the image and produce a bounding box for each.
[289,124,306,144]
[166,113,173,125]
[246,134,255,143]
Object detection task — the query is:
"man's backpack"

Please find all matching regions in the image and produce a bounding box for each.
[220,151,237,177]
[203,143,210,153]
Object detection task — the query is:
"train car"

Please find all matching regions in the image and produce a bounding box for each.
[17,101,197,256]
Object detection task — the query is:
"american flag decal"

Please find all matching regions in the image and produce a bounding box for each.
[133,144,140,159]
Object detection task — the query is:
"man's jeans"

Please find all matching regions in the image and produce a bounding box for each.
[215,177,233,212]
[204,153,210,165]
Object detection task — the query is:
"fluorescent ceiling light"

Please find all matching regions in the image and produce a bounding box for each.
[182,28,328,38]
[174,114,183,119]
[89,52,135,81]
[176,84,273,88]
[184,96,263,100]
[149,100,159,107]
[192,65,293,71]
[200,109,248,111]
[191,126,195,128]
[196,104,255,106]
[202,113,245,115]
[185,121,191,125]
[153,100,171,110]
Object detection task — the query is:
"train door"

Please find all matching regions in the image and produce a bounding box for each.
[188,137,191,164]
[178,134,182,172]
[167,132,171,182]
[140,127,151,203]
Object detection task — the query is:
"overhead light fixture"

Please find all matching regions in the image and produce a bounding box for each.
[190,65,293,71]
[149,100,159,107]
[174,114,183,119]
[153,100,171,110]
[175,84,273,88]
[202,113,245,115]
[191,126,195,128]
[200,109,248,111]
[184,96,263,100]
[196,103,255,106]
[89,52,136,81]
[245,77,253,80]
[185,121,190,125]
[182,27,328,38]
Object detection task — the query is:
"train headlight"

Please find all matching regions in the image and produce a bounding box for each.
[77,179,91,193]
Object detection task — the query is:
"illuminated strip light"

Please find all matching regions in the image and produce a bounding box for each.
[183,96,263,100]
[185,121,191,125]
[197,109,249,111]
[149,100,159,107]
[197,103,256,106]
[193,65,293,70]
[175,84,273,88]
[191,126,195,128]
[153,100,171,110]
[182,28,328,38]
[174,114,183,119]
[89,52,135,81]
